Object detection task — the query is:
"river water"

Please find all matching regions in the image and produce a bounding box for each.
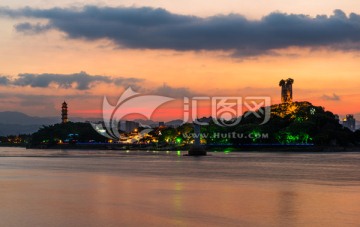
[1,147,360,226]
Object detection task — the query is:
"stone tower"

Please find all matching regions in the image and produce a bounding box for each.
[61,101,68,123]
[279,78,294,103]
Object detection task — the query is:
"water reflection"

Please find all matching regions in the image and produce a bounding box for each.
[173,182,184,225]
[277,187,298,226]
[1,148,360,226]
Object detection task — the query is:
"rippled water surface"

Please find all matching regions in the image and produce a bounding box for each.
[1,147,360,226]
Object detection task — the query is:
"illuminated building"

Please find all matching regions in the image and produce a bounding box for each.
[343,114,356,131]
[125,121,139,133]
[279,78,294,103]
[61,101,68,123]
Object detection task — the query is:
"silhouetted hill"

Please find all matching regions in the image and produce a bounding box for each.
[29,122,108,146]
[234,101,359,146]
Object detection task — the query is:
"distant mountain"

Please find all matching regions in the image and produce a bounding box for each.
[0,124,41,136]
[131,119,185,127]
[0,111,187,135]
[166,119,185,127]
[0,111,98,125]
[0,111,59,125]
[133,119,157,127]
[0,111,96,136]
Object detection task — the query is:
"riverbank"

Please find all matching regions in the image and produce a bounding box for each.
[24,143,360,152]
[0,143,27,147]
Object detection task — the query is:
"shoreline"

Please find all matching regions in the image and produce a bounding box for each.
[18,143,360,152]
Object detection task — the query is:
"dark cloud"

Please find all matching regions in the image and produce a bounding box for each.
[14,22,52,34]
[321,93,341,101]
[0,71,142,90]
[13,71,110,90]
[150,84,199,98]
[113,77,143,91]
[0,76,9,85]
[1,6,360,57]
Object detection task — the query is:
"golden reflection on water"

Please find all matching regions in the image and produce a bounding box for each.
[173,182,184,225]
[1,169,360,226]
[21,173,360,226]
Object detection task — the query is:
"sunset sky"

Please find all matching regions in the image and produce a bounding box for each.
[0,0,359,121]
